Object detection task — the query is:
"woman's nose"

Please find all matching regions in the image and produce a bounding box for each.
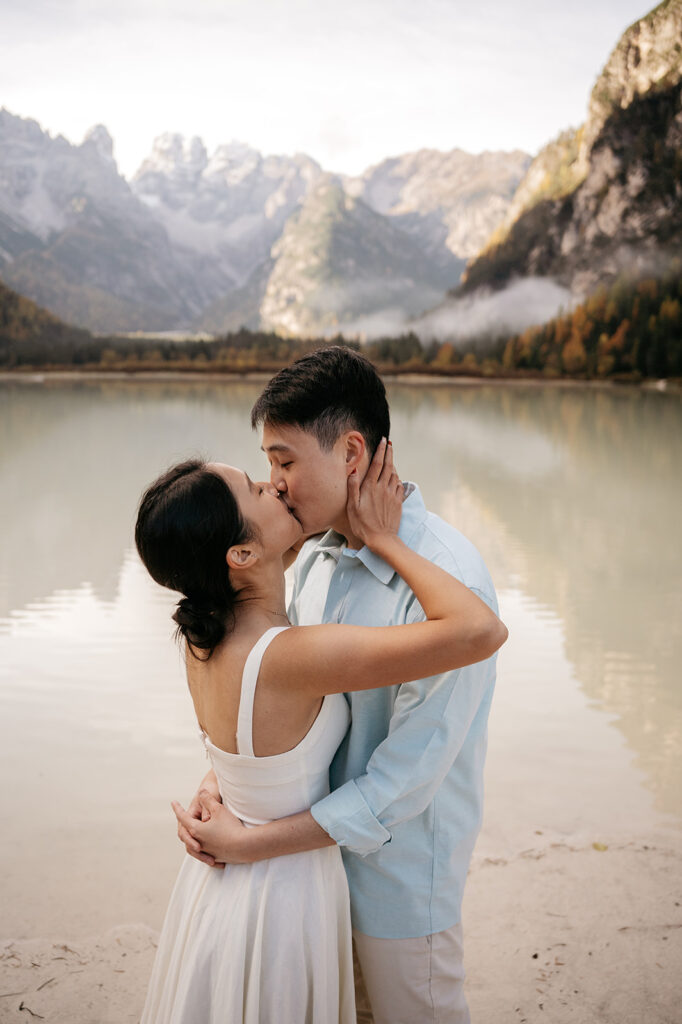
[262,481,280,497]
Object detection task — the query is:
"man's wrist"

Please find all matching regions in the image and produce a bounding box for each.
[225,811,334,864]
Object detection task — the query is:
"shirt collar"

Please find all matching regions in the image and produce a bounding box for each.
[311,482,427,586]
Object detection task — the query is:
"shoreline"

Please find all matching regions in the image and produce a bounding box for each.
[0,369,678,391]
[2,835,680,1024]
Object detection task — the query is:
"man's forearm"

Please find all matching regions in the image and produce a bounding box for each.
[238,810,334,862]
[190,799,336,865]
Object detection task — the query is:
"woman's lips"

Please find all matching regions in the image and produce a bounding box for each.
[278,495,298,520]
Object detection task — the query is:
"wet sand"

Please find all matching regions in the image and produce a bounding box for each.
[2,838,680,1024]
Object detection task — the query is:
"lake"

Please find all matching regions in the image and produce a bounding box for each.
[1,375,680,939]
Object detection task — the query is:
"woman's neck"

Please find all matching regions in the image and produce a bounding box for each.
[233,560,289,625]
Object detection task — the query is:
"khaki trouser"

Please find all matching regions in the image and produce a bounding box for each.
[353,925,470,1024]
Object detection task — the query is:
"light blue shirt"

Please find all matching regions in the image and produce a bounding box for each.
[288,484,498,939]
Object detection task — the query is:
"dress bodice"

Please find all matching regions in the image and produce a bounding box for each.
[201,627,350,825]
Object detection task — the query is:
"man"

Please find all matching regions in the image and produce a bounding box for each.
[175,346,499,1023]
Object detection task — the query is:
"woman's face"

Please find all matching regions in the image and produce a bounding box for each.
[207,463,302,557]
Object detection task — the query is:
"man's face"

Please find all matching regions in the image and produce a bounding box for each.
[261,423,351,536]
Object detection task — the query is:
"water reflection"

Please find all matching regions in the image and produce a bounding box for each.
[389,383,682,818]
[0,379,268,618]
[1,378,680,838]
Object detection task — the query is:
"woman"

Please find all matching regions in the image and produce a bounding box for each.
[136,440,507,1024]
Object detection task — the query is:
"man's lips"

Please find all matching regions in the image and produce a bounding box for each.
[278,494,299,520]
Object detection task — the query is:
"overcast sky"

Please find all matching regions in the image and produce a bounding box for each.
[1,0,652,178]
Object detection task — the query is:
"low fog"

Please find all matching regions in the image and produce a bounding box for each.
[337,278,574,349]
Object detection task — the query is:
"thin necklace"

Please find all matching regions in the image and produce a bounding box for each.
[234,597,290,622]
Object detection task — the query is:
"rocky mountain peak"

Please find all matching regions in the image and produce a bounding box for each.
[344,146,530,275]
[134,132,208,184]
[205,141,262,185]
[464,0,682,296]
[82,124,115,164]
[578,0,682,169]
[0,107,51,148]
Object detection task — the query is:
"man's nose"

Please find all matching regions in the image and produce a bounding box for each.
[270,468,286,493]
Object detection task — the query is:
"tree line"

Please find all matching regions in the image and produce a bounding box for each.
[1,270,680,380]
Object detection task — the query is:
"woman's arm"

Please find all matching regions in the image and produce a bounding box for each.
[266,440,507,698]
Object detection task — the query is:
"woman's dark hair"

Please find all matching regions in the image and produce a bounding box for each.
[251,345,390,456]
[135,459,252,659]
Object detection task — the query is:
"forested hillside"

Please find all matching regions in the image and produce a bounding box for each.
[0,280,92,364]
[500,270,682,379]
[3,272,680,381]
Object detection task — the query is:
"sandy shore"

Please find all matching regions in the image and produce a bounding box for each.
[2,837,680,1024]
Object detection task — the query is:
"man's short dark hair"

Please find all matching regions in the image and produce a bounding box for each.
[251,345,390,455]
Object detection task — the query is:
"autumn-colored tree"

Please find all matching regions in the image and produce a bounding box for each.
[433,342,457,366]
[561,333,587,374]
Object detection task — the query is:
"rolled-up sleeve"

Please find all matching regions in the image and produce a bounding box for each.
[312,779,392,854]
[311,584,497,856]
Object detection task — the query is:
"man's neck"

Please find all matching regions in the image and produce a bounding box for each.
[329,511,363,551]
[328,480,412,551]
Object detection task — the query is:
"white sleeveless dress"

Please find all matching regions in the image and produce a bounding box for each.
[141,627,355,1024]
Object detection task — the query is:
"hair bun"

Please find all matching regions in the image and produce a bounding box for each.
[173,597,226,653]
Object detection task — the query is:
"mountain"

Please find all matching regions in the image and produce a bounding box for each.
[263,176,450,335]
[0,111,224,331]
[459,0,682,299]
[140,141,529,334]
[201,177,449,335]
[0,110,531,336]
[131,134,323,292]
[344,147,530,280]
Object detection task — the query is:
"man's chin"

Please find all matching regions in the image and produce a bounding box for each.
[289,509,331,537]
[301,527,330,540]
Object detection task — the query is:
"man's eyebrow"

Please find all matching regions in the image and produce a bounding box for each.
[260,443,292,453]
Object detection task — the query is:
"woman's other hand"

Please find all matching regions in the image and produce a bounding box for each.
[174,770,223,866]
[346,438,404,552]
[172,792,251,864]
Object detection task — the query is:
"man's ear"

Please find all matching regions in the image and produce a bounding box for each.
[226,544,259,572]
[343,431,367,473]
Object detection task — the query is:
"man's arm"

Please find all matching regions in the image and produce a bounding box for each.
[312,614,496,857]
[174,796,334,863]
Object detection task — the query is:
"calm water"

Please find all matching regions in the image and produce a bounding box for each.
[1,377,681,938]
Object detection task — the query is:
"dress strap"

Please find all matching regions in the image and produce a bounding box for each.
[236,626,290,756]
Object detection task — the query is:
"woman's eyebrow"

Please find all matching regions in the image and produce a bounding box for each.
[244,472,255,491]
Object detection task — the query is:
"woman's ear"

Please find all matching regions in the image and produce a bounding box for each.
[343,431,366,473]
[226,544,260,572]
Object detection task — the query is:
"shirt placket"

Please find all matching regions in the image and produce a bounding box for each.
[323,551,357,624]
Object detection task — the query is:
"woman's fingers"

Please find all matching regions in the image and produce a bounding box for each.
[347,466,360,510]
[378,438,394,482]
[367,437,387,483]
[171,799,225,867]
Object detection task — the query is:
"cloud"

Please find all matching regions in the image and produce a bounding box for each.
[334,277,572,346]
[412,278,573,344]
